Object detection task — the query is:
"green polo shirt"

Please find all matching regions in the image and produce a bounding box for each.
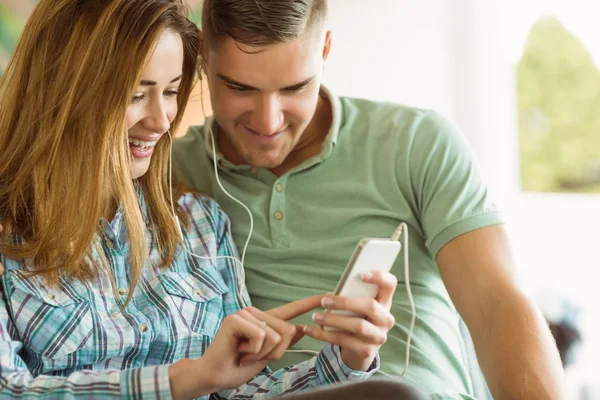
[173,87,502,398]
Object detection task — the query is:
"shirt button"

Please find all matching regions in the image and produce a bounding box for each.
[250,167,258,174]
[275,183,283,193]
[118,288,127,296]
[105,240,115,249]
[138,323,148,333]
[194,288,202,296]
[273,211,283,221]
[48,293,56,301]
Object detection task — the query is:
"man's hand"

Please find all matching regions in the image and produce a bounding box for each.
[302,271,397,370]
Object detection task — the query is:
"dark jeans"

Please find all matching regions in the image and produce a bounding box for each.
[277,379,427,400]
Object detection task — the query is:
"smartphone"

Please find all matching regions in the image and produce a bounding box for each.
[324,238,401,325]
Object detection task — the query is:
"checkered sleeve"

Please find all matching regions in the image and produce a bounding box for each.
[0,259,173,400]
[213,344,379,399]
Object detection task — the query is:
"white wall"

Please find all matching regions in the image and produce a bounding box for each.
[324,0,455,119]
[324,0,520,205]
[449,1,522,204]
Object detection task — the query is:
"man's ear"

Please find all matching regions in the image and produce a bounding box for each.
[322,30,332,62]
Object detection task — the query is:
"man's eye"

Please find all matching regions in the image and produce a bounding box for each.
[228,85,251,93]
[284,85,307,93]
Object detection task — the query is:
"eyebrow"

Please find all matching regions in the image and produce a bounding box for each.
[139,75,183,86]
[217,73,316,91]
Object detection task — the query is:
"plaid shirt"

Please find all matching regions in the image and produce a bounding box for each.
[0,193,378,399]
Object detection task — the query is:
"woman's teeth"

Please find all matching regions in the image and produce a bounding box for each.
[128,138,158,149]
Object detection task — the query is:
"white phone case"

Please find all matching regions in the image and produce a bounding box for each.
[325,238,401,325]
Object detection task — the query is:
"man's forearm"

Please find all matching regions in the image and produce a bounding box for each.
[474,289,565,400]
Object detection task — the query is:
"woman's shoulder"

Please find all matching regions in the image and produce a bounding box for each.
[176,192,230,230]
[178,192,220,214]
[0,235,29,273]
[0,255,27,273]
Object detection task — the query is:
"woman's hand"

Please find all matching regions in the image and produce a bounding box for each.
[169,295,325,399]
[303,271,398,371]
[199,307,296,389]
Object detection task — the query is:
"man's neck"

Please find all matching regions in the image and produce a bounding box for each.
[270,95,332,176]
[217,94,333,177]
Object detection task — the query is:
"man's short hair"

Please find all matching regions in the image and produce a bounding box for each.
[202,0,328,48]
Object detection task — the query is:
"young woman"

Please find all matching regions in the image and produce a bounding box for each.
[0,1,402,399]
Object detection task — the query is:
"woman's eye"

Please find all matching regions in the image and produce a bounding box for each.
[164,90,179,99]
[131,94,145,104]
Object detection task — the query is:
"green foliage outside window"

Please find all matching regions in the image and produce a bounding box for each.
[0,4,25,74]
[517,17,600,193]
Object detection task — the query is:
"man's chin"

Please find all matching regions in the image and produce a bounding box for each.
[248,158,285,169]
[243,153,287,169]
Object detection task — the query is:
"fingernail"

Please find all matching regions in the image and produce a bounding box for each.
[361,271,373,280]
[303,325,313,334]
[312,312,324,323]
[321,297,334,308]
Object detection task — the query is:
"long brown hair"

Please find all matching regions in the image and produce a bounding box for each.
[0,0,199,304]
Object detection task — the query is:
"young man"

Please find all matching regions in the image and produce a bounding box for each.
[173,0,565,398]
